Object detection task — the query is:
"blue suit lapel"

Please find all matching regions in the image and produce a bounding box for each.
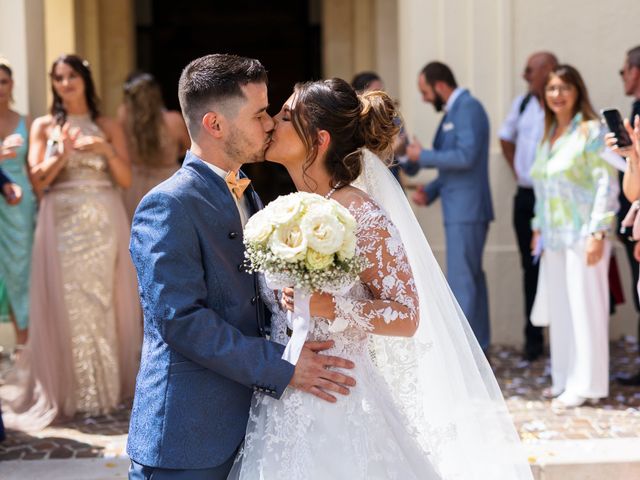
[182,152,229,197]
[239,169,262,216]
[433,114,447,149]
[433,90,469,149]
[182,152,246,231]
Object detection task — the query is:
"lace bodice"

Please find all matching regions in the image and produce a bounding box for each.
[51,114,113,185]
[261,196,418,359]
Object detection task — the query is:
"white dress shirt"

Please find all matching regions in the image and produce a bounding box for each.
[444,87,465,112]
[499,94,545,188]
[201,159,251,227]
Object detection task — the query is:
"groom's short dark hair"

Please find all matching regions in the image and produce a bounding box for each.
[178,53,268,135]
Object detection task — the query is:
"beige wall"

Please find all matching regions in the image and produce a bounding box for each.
[397,0,640,344]
[0,0,134,119]
[0,0,46,117]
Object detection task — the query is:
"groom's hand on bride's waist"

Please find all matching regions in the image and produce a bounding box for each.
[290,340,356,403]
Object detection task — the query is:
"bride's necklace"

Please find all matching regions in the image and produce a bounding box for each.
[324,184,341,199]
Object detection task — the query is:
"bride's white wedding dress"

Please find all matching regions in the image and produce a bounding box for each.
[230,152,533,480]
[232,197,441,479]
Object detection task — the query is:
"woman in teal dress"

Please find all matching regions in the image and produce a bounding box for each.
[0,59,35,348]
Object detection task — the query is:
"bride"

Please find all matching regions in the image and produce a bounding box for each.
[230,78,533,479]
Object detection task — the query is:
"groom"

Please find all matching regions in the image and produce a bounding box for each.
[127,54,355,479]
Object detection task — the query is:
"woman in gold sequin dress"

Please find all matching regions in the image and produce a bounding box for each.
[0,55,142,430]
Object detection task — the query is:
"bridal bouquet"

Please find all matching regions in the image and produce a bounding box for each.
[243,192,364,291]
[243,192,365,363]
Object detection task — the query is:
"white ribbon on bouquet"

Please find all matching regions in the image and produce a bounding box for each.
[266,273,352,365]
[282,289,312,364]
[265,275,312,365]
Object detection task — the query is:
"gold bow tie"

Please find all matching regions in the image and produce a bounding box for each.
[225,170,251,200]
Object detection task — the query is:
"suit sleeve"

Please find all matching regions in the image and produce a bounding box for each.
[417,102,487,171]
[400,159,421,177]
[130,191,294,398]
[423,176,443,204]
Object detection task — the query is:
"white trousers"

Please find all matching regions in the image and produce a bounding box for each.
[539,239,611,398]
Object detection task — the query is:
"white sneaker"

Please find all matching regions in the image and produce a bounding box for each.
[542,386,563,399]
[553,392,586,408]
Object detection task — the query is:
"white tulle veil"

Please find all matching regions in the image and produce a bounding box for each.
[353,150,533,480]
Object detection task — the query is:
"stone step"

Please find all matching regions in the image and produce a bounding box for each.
[526,438,640,480]
[3,442,640,480]
[0,457,130,479]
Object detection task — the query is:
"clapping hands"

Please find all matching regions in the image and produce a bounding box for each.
[74,134,114,158]
[406,136,423,163]
[53,123,81,157]
[0,133,23,161]
[2,182,22,205]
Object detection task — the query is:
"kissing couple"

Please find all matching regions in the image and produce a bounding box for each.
[126,54,533,480]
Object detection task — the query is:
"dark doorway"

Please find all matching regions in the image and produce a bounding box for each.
[134,0,323,202]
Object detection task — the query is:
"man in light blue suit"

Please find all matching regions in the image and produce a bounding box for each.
[404,61,494,350]
[127,54,355,480]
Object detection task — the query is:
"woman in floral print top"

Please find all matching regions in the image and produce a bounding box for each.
[530,65,618,408]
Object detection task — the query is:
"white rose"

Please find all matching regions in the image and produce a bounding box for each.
[268,193,304,226]
[269,222,308,262]
[332,201,357,233]
[337,232,357,261]
[301,204,345,255]
[305,249,335,270]
[300,192,326,210]
[244,209,274,244]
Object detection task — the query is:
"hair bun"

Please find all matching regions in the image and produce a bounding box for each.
[357,91,400,161]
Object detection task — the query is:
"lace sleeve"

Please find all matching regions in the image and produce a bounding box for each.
[331,200,419,335]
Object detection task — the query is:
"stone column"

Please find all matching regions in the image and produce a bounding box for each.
[0,0,47,116]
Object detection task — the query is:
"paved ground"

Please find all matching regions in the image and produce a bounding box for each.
[1,338,640,462]
[498,337,640,443]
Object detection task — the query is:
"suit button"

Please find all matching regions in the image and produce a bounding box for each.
[229,232,238,239]
[251,296,257,305]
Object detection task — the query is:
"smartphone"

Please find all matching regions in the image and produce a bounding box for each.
[601,109,632,148]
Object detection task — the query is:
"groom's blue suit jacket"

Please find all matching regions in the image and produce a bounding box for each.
[127,151,294,470]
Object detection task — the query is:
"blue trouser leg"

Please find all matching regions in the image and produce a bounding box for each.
[445,222,490,349]
[129,454,236,480]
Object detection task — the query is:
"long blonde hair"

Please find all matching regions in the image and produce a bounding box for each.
[123,72,166,165]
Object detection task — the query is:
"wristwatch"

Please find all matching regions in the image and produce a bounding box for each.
[590,231,606,241]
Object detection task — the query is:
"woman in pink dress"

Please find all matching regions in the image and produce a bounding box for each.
[118,72,189,220]
[0,54,142,431]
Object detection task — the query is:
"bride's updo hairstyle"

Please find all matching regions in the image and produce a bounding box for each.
[290,78,400,189]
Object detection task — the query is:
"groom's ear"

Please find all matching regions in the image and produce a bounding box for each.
[202,111,224,139]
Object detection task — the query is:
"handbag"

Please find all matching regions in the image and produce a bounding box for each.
[530,257,549,327]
